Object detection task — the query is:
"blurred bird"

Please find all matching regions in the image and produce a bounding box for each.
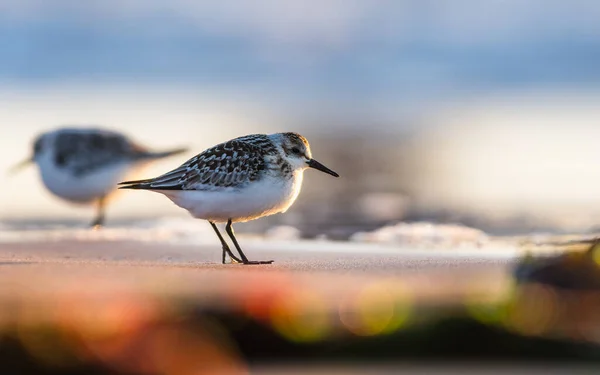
[11,127,187,227]
[118,132,339,265]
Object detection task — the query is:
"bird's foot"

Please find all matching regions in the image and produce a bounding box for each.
[223,248,243,264]
[90,217,104,229]
[227,257,243,265]
[242,260,274,265]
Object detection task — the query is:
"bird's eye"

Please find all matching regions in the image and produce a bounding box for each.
[33,139,42,154]
[291,147,301,154]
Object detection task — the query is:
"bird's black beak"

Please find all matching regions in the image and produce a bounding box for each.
[306,159,339,177]
[8,157,33,176]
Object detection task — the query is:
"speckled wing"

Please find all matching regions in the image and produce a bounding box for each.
[53,130,141,176]
[52,129,186,177]
[119,138,267,191]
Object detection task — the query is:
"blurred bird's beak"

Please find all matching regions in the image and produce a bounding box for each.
[8,157,33,175]
[307,159,339,177]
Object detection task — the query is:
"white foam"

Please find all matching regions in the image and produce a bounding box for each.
[264,225,302,241]
[0,218,524,260]
[0,217,215,245]
[350,222,489,247]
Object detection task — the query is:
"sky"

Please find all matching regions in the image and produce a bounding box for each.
[1,0,600,98]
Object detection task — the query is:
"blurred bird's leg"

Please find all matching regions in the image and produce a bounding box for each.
[209,221,242,264]
[90,197,106,228]
[225,219,273,265]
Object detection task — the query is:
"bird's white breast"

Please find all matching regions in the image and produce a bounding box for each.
[162,170,304,223]
[36,153,133,204]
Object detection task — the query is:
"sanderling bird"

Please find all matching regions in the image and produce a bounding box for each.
[118,132,339,265]
[11,127,187,227]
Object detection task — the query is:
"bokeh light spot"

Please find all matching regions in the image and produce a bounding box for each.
[339,281,411,337]
[270,289,331,343]
[503,284,559,337]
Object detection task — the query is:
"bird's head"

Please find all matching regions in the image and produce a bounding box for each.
[8,132,48,175]
[273,132,339,177]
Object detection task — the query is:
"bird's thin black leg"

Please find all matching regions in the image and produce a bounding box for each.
[225,219,273,265]
[90,197,106,228]
[209,221,243,264]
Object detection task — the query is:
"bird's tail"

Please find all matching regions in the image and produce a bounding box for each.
[135,147,188,160]
[117,178,156,190]
[121,146,188,190]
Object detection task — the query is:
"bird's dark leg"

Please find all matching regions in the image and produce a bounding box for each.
[209,221,243,264]
[225,219,274,265]
[90,197,106,228]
